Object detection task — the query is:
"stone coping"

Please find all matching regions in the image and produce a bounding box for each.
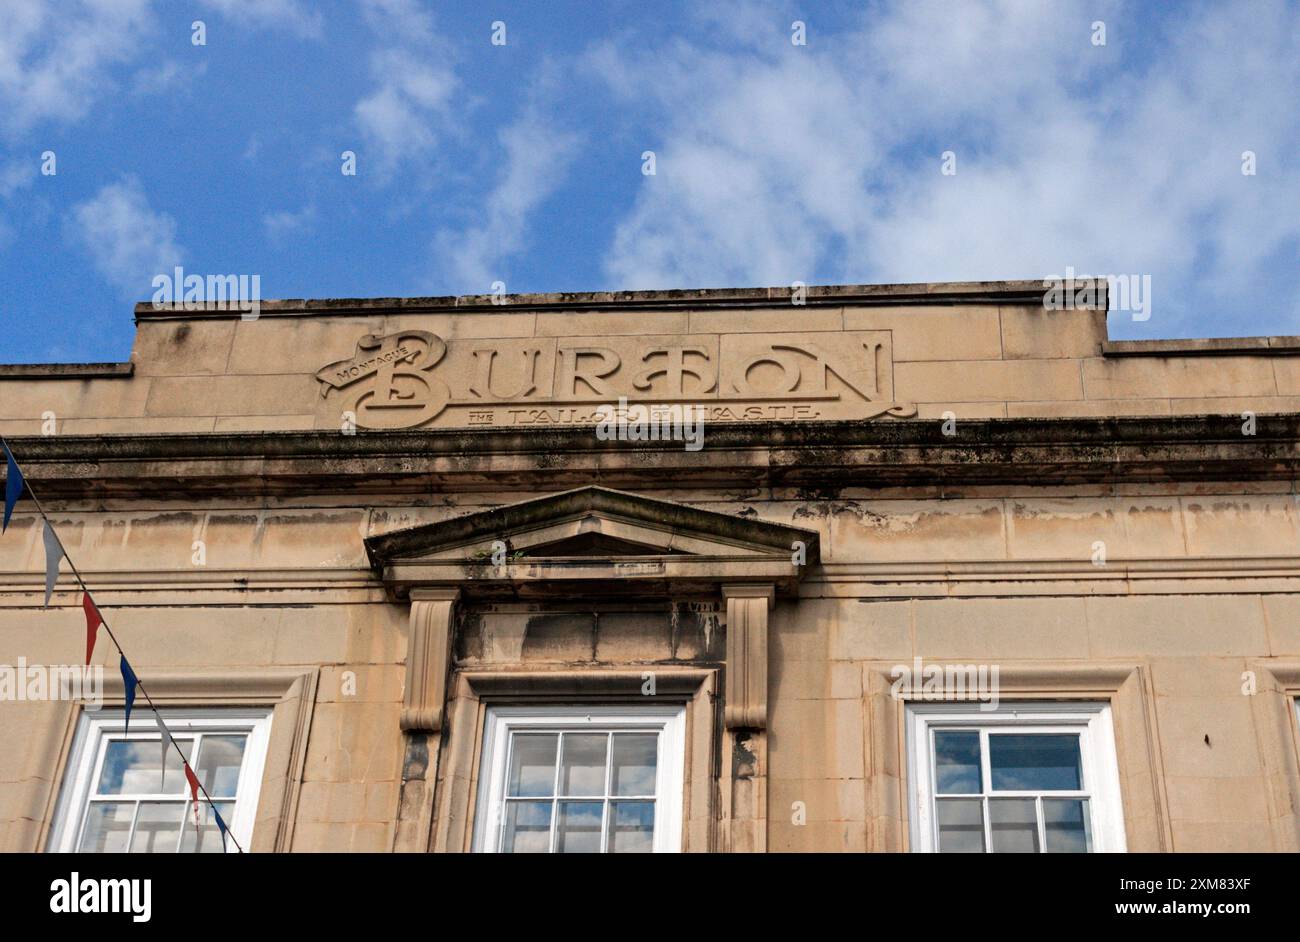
[1103,337,1300,356]
[132,279,1058,320]
[0,362,133,379]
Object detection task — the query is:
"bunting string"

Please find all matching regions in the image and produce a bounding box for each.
[2,438,238,853]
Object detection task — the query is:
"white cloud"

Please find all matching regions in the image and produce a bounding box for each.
[352,0,458,176]
[435,107,580,290]
[590,0,1300,335]
[855,1,1300,298]
[0,0,155,136]
[0,0,323,138]
[67,177,185,298]
[598,45,879,288]
[350,2,575,292]
[130,59,208,97]
[354,50,456,167]
[0,160,34,199]
[0,159,37,252]
[262,204,317,245]
[199,0,323,38]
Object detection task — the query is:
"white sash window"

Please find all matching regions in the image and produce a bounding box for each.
[473,705,686,853]
[48,708,272,853]
[907,701,1126,853]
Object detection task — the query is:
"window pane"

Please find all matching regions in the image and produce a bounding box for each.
[507,734,558,797]
[559,733,608,797]
[96,737,193,795]
[130,801,186,853]
[936,797,985,852]
[989,734,1082,791]
[195,735,246,797]
[79,802,134,852]
[933,731,981,794]
[180,800,236,853]
[1044,798,1092,852]
[611,733,657,796]
[609,800,655,853]
[556,800,604,853]
[989,798,1040,852]
[502,801,552,852]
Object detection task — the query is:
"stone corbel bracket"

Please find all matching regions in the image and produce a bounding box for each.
[723,584,775,730]
[400,588,460,732]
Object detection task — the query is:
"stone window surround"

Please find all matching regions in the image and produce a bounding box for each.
[394,592,768,854]
[376,486,814,852]
[1247,660,1300,853]
[33,668,318,853]
[865,663,1172,852]
[47,706,274,853]
[872,663,1300,853]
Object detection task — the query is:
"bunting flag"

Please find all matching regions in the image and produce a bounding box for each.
[0,439,243,850]
[184,763,203,832]
[82,594,102,665]
[2,443,22,533]
[154,710,177,792]
[120,656,139,734]
[42,521,63,607]
[212,805,231,853]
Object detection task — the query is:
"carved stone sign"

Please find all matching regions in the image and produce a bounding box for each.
[316,328,915,430]
[317,331,451,428]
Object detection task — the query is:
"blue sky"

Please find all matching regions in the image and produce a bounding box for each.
[0,0,1296,364]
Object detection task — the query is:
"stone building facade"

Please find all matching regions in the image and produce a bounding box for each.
[2,279,1299,853]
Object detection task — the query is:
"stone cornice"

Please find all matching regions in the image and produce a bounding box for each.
[1,414,1297,497]
[5,555,1300,603]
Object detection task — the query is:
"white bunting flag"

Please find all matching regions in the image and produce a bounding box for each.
[41,522,63,607]
[154,711,177,792]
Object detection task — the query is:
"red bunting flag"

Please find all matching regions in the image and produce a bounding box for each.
[184,762,202,831]
[82,594,102,665]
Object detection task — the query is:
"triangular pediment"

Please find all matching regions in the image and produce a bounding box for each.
[515,531,688,557]
[364,485,820,599]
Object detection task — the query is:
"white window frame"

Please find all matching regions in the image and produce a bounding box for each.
[906,700,1126,853]
[472,704,686,853]
[47,707,273,853]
